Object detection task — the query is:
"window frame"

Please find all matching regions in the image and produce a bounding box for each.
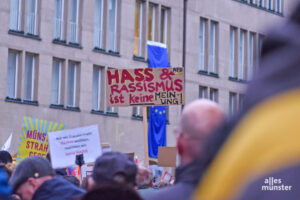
[7,50,19,99]
[54,0,64,40]
[24,54,36,101]
[108,0,118,52]
[68,0,79,43]
[94,0,104,48]
[199,18,206,71]
[51,59,63,105]
[67,62,77,107]
[92,66,103,111]
[26,0,38,35]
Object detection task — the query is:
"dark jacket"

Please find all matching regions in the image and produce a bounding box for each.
[145,161,201,200]
[32,177,85,200]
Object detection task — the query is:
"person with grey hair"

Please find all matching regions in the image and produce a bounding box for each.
[136,165,158,197]
[145,99,225,200]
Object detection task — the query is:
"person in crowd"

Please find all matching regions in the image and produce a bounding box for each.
[145,99,225,200]
[81,182,142,200]
[0,169,11,200]
[136,165,158,197]
[0,151,14,178]
[0,151,13,165]
[63,175,80,187]
[81,177,89,190]
[9,156,85,200]
[192,3,300,200]
[88,152,137,189]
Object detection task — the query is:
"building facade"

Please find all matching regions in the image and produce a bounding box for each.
[0,0,297,162]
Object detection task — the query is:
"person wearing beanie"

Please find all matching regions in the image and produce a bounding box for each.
[88,152,138,189]
[9,156,85,200]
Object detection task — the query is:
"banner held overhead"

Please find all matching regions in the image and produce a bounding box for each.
[106,67,184,107]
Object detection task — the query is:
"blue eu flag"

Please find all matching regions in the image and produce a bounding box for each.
[147,42,169,158]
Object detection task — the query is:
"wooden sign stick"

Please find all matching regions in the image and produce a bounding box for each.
[143,106,149,166]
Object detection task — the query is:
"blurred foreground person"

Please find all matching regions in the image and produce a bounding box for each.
[63,175,80,187]
[146,99,224,200]
[9,156,84,200]
[88,152,137,189]
[81,183,142,200]
[192,3,300,200]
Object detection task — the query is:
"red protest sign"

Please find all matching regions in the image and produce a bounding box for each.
[106,67,184,106]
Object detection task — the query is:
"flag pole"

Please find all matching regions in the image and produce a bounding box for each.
[143,106,149,166]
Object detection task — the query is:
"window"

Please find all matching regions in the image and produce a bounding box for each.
[68,0,79,43]
[54,0,64,40]
[107,106,115,113]
[209,21,217,73]
[229,27,237,77]
[51,59,63,105]
[133,106,142,117]
[258,34,264,60]
[199,86,208,99]
[92,66,103,111]
[24,54,36,101]
[229,92,237,115]
[67,62,78,107]
[199,18,207,71]
[276,0,282,13]
[238,30,246,80]
[108,0,118,52]
[7,50,19,99]
[248,33,255,80]
[160,7,169,44]
[239,94,245,110]
[134,0,144,57]
[148,3,157,41]
[26,0,37,35]
[94,0,104,49]
[209,88,218,103]
[267,0,273,10]
[9,0,22,31]
[258,0,264,7]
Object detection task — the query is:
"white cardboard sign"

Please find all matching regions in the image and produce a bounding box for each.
[48,125,102,169]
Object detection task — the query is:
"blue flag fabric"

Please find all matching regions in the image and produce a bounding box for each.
[147,42,170,158]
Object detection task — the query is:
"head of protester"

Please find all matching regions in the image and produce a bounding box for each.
[176,99,224,165]
[81,182,142,200]
[136,165,153,189]
[9,156,85,200]
[136,165,158,196]
[89,152,137,189]
[0,151,14,178]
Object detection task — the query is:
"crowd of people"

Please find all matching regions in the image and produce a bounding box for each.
[0,98,224,200]
[2,2,300,199]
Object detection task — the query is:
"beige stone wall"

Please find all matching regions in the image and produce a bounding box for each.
[0,0,297,162]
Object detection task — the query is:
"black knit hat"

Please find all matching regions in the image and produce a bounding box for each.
[0,151,12,164]
[9,156,55,192]
[92,152,137,186]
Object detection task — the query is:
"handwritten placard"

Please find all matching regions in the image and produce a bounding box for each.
[16,117,65,164]
[106,67,184,106]
[48,125,102,169]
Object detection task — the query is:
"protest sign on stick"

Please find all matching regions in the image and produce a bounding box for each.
[157,147,177,167]
[106,67,184,107]
[16,116,65,164]
[48,125,102,169]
